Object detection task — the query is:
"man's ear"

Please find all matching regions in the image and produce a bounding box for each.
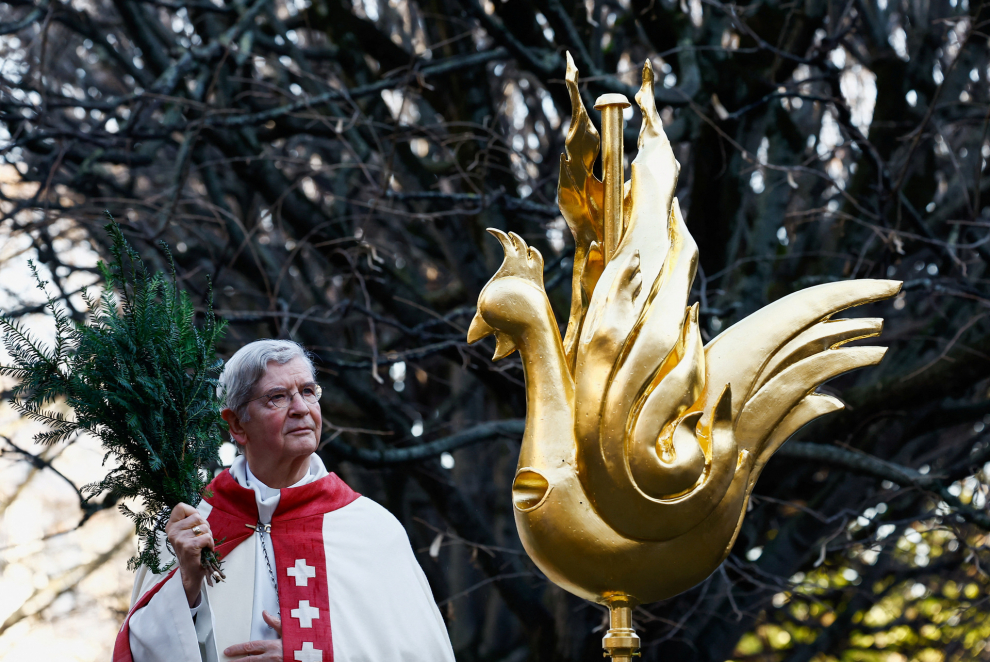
[221,408,249,446]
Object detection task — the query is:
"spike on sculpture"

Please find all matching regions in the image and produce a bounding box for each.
[467,52,901,661]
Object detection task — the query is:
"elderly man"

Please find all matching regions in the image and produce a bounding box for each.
[114,340,455,662]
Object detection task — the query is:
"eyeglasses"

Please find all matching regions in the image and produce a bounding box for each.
[249,382,323,409]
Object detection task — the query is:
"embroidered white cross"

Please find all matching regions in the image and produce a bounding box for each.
[294,642,322,662]
[291,600,320,628]
[286,559,316,587]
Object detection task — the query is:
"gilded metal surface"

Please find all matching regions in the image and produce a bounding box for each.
[467,54,900,656]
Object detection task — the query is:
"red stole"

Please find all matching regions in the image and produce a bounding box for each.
[113,469,360,662]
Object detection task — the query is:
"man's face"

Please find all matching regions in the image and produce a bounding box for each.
[227,357,322,472]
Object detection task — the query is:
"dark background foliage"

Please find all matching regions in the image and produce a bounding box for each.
[1,0,989,659]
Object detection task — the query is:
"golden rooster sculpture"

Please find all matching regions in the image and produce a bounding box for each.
[467,54,901,660]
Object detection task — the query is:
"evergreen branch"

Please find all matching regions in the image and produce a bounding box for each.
[0,213,228,574]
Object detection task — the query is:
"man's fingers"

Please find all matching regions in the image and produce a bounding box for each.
[186,529,215,552]
[198,534,216,552]
[166,512,204,539]
[167,502,198,524]
[175,512,208,531]
[166,513,215,563]
[180,524,215,553]
[262,610,282,637]
[222,642,261,657]
[166,512,211,544]
[187,519,212,539]
[224,641,273,657]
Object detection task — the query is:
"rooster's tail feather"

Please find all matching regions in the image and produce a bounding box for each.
[702,279,900,428]
[736,345,887,455]
[745,392,845,493]
[752,317,884,394]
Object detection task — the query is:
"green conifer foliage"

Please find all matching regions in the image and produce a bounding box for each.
[0,217,227,575]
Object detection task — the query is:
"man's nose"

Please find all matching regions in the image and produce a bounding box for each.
[286,392,309,415]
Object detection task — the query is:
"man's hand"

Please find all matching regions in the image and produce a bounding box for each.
[223,611,282,660]
[164,502,215,607]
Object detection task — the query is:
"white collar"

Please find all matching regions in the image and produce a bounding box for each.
[228,454,329,523]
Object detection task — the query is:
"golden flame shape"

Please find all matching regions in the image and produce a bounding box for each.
[467,54,901,613]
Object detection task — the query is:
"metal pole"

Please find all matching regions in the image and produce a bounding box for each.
[602,602,641,660]
[594,93,631,264]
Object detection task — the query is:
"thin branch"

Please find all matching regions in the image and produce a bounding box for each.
[321,418,525,465]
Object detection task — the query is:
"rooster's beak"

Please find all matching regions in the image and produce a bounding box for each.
[467,311,518,361]
[467,311,495,344]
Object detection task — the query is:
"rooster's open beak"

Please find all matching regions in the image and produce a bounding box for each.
[467,311,518,361]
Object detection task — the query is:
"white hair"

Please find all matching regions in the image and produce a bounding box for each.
[219,339,316,421]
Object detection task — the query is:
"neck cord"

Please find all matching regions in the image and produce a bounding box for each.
[256,522,280,617]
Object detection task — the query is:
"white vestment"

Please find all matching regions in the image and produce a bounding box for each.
[124,455,455,662]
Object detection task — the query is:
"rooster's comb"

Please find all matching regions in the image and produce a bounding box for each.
[488,229,545,287]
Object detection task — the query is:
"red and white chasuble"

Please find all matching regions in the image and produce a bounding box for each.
[114,458,455,662]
